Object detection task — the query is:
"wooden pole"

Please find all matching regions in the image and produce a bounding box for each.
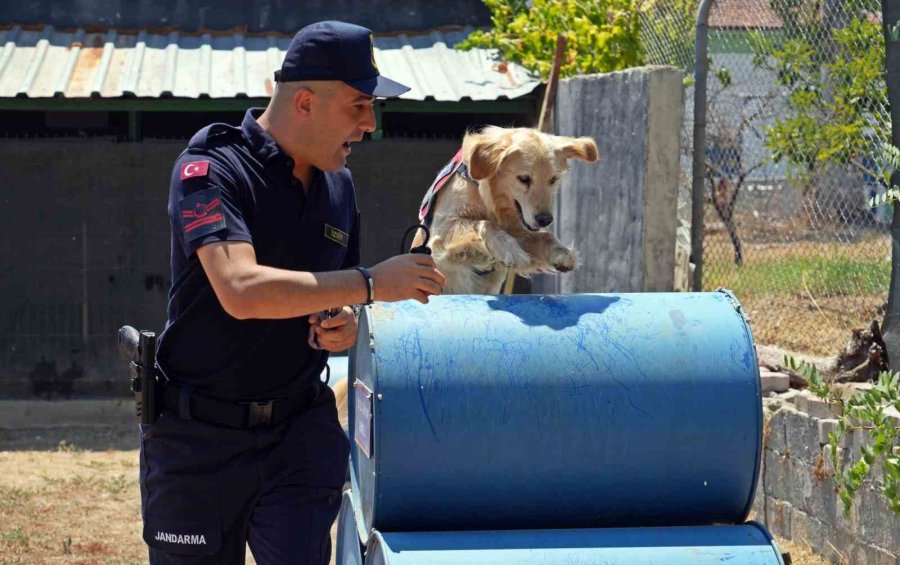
[502,33,567,294]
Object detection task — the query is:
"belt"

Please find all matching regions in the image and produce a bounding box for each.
[161,381,323,429]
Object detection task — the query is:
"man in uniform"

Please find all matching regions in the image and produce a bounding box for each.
[141,20,445,564]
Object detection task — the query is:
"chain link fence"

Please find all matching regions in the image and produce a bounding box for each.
[643,0,890,356]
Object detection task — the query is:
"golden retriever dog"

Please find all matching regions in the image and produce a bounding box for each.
[413,126,599,294]
[333,127,597,431]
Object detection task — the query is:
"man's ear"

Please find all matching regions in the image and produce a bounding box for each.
[558,136,599,163]
[462,127,510,180]
[293,87,315,119]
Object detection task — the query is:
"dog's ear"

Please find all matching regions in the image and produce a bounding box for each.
[558,137,599,163]
[463,128,509,180]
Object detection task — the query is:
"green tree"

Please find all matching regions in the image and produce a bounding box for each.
[749,3,887,193]
[457,0,645,79]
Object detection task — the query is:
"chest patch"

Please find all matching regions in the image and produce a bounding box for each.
[180,187,226,241]
[324,224,349,247]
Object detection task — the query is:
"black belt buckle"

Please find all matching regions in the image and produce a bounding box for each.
[245,400,274,428]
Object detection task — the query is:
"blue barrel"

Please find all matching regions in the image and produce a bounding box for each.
[364,522,784,565]
[336,491,364,565]
[349,292,761,533]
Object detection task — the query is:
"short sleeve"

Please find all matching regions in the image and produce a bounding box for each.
[168,153,252,257]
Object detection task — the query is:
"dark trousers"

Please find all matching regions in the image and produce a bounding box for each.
[139,383,349,564]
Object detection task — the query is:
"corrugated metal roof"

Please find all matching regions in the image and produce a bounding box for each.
[0,25,539,102]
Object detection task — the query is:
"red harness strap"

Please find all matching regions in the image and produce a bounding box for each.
[418,148,465,227]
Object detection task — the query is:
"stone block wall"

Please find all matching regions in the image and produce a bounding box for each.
[753,392,899,564]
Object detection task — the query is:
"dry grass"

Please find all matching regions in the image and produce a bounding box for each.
[0,430,834,565]
[0,429,336,565]
[0,448,144,564]
[704,231,889,355]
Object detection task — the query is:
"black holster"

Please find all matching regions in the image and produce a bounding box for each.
[118,326,162,425]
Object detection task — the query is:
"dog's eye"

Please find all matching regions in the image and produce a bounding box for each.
[549,176,558,185]
[517,175,531,186]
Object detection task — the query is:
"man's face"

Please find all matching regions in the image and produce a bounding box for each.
[307,82,376,171]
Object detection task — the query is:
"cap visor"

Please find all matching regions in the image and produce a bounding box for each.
[345,75,410,98]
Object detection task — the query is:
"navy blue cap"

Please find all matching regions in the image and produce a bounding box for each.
[274,21,410,98]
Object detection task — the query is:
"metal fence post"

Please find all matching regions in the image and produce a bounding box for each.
[880,0,900,371]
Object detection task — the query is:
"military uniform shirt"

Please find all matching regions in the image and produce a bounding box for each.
[156,108,360,400]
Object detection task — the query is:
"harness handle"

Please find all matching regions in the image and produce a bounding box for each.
[401,223,432,255]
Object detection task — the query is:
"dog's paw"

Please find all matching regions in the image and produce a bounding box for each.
[493,234,532,269]
[550,247,578,273]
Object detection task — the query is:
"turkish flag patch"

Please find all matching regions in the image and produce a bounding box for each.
[179,187,226,241]
[180,160,210,180]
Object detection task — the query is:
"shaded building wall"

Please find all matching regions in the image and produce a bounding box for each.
[0,136,460,398]
[1,0,490,33]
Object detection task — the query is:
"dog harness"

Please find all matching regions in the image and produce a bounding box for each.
[417,148,474,228]
[416,150,494,276]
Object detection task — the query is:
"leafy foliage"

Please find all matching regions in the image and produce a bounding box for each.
[784,356,900,515]
[748,4,887,185]
[457,0,645,80]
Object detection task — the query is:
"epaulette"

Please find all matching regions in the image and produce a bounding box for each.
[187,123,241,151]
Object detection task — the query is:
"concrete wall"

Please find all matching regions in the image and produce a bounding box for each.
[534,65,683,294]
[0,136,460,398]
[754,393,899,564]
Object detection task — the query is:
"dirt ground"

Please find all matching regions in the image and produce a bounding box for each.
[0,427,831,565]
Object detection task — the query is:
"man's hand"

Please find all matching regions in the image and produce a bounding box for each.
[369,254,445,304]
[308,306,358,352]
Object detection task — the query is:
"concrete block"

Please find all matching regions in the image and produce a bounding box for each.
[764,408,788,454]
[806,395,842,420]
[789,507,829,553]
[822,444,845,476]
[752,474,765,518]
[818,418,839,445]
[783,407,820,462]
[760,370,790,393]
[779,389,801,404]
[836,526,900,565]
[763,449,789,502]
[862,545,899,565]
[857,486,900,555]
[808,467,838,527]
[831,528,865,565]
[835,530,899,565]
[849,428,874,462]
[765,497,792,539]
[784,457,814,515]
[794,390,811,414]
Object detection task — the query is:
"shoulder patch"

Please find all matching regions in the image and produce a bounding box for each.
[180,187,226,241]
[180,160,210,180]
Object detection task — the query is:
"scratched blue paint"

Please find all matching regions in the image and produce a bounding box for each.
[364,522,784,565]
[348,292,762,534]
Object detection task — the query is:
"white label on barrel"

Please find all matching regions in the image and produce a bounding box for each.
[354,381,373,458]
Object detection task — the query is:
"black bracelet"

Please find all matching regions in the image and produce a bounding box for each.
[356,266,375,305]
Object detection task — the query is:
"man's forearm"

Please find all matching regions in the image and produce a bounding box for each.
[223,265,368,320]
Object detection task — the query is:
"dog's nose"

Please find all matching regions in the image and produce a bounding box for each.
[535,213,553,227]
